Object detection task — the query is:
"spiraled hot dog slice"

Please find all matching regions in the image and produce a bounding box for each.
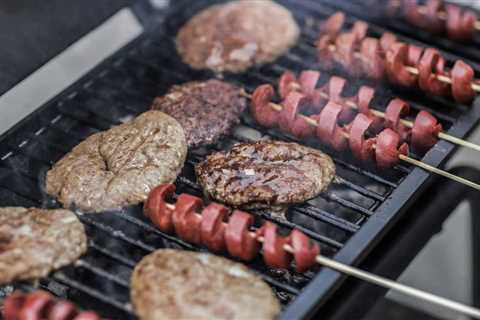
[384,99,411,142]
[385,43,418,87]
[360,38,385,81]
[131,249,280,320]
[321,11,346,38]
[2,291,100,320]
[418,48,449,96]
[446,5,477,42]
[375,129,409,169]
[349,114,377,163]
[411,111,442,153]
[195,141,335,212]
[451,60,476,104]
[250,84,279,127]
[425,0,445,34]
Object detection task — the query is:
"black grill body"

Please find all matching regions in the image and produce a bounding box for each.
[0,0,479,319]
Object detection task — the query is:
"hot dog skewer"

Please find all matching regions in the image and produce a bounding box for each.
[315,12,480,103]
[144,184,480,319]
[272,69,480,152]
[388,0,480,36]
[324,44,480,92]
[2,290,101,320]
[244,84,480,191]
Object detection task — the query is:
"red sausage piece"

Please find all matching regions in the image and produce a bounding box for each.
[225,210,260,261]
[375,129,409,169]
[334,33,358,72]
[380,32,397,52]
[411,111,442,153]
[279,91,315,139]
[407,45,424,66]
[3,292,25,320]
[201,203,229,253]
[257,222,291,269]
[351,21,368,41]
[48,300,78,320]
[279,91,307,134]
[349,113,376,163]
[418,48,449,96]
[73,312,101,320]
[425,0,445,33]
[290,229,320,273]
[385,43,418,88]
[172,194,203,244]
[250,84,278,127]
[278,71,299,99]
[327,76,346,103]
[19,291,54,320]
[321,11,345,37]
[385,99,411,142]
[446,5,477,41]
[451,60,475,104]
[299,70,321,96]
[315,101,343,146]
[360,37,385,81]
[403,0,426,28]
[144,184,176,233]
[317,35,336,70]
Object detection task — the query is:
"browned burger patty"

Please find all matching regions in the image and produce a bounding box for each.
[0,207,87,284]
[46,111,187,213]
[176,0,299,73]
[131,249,280,320]
[151,80,247,148]
[195,141,335,210]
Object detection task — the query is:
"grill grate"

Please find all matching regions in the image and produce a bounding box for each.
[1,0,480,319]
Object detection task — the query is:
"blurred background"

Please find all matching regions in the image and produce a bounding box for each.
[0,1,478,319]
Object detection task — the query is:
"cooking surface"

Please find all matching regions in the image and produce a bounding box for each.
[0,0,479,319]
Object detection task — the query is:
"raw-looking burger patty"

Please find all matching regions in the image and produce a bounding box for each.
[151,80,247,148]
[0,207,87,284]
[46,111,187,213]
[195,141,336,210]
[131,249,280,320]
[176,0,299,73]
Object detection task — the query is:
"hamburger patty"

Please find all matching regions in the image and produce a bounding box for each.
[151,80,247,148]
[196,141,335,210]
[131,249,280,320]
[0,207,87,284]
[176,0,299,73]
[46,111,187,213]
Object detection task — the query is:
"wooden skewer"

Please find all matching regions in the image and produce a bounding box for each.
[162,202,480,319]
[325,44,480,93]
[241,91,480,191]
[390,0,480,31]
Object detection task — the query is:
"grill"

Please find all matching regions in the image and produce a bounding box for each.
[1,0,480,319]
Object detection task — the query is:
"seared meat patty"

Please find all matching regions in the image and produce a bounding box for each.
[131,249,280,320]
[196,141,335,211]
[151,80,247,148]
[46,111,187,213]
[0,207,87,284]
[176,0,299,73]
